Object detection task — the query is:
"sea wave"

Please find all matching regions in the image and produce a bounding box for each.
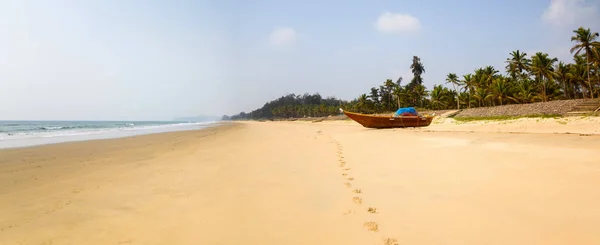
[40,126,67,130]
[0,121,222,148]
[0,121,220,142]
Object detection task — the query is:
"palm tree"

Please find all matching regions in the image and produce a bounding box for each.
[395,76,403,87]
[568,57,587,98]
[369,87,379,109]
[458,92,469,109]
[472,68,495,106]
[429,85,448,110]
[413,83,428,108]
[409,56,425,86]
[570,27,600,98]
[505,50,531,80]
[530,52,558,102]
[357,94,369,113]
[516,79,539,103]
[593,46,600,97]
[392,85,404,108]
[473,87,490,107]
[483,66,499,86]
[490,76,518,105]
[445,73,461,109]
[554,61,570,98]
[472,67,498,102]
[461,74,475,108]
[442,87,457,108]
[384,79,396,111]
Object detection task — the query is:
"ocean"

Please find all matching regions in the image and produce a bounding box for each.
[0,120,222,149]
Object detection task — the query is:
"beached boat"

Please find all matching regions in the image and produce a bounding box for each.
[341,110,435,128]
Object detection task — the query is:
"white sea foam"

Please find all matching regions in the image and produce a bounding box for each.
[0,121,222,149]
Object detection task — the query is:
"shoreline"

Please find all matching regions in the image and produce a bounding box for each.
[4,116,597,153]
[0,121,226,150]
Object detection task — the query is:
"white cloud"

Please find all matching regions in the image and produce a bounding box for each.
[375,12,421,34]
[268,27,297,46]
[539,1,600,63]
[541,0,598,28]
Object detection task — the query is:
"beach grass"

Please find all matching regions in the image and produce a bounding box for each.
[453,114,562,122]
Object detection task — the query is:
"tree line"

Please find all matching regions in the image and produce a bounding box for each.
[226,93,344,120]
[226,26,600,120]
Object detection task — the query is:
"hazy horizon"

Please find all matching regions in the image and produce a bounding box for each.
[1,0,599,121]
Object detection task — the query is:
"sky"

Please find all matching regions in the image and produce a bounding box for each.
[1,0,599,120]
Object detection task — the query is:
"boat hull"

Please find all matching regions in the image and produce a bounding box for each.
[343,110,434,128]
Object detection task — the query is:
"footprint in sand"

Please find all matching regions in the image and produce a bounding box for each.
[347,177,354,181]
[382,238,399,245]
[367,207,378,213]
[343,168,351,171]
[344,182,352,188]
[363,221,379,232]
[352,196,362,204]
[342,173,348,177]
[353,189,362,193]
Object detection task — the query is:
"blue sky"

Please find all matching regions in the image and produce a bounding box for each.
[1,0,599,120]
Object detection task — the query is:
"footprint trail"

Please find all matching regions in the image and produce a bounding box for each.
[326,133,397,243]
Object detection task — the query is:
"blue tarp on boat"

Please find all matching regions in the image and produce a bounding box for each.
[393,107,418,116]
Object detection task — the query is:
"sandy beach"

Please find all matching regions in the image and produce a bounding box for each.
[1,120,600,245]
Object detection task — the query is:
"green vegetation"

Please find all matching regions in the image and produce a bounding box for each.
[228,93,344,120]
[453,114,562,122]
[228,27,600,120]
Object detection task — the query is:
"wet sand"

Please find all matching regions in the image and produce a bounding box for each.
[1,121,599,244]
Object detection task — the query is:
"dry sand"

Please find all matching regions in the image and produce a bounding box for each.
[1,120,600,245]
[428,116,600,135]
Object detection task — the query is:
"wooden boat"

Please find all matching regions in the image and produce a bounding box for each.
[342,110,435,128]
